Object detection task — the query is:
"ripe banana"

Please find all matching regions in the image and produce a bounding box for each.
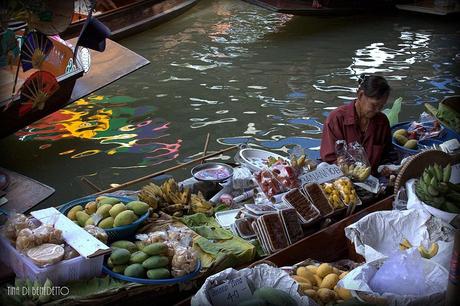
[418,242,439,259]
[399,238,413,250]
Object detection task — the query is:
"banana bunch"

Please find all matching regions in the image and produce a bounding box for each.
[139,179,192,217]
[190,191,214,215]
[322,183,345,209]
[340,164,371,181]
[415,163,460,214]
[399,238,439,259]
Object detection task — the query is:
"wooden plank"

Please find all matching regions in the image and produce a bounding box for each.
[0,167,55,214]
[70,39,149,102]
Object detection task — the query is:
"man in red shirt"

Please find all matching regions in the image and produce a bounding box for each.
[320,75,392,171]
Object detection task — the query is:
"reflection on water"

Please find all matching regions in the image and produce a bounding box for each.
[1,0,459,207]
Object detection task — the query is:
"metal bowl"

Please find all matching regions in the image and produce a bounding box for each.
[191,162,233,183]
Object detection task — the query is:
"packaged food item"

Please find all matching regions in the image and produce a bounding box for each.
[279,208,303,244]
[171,246,198,277]
[63,245,80,260]
[254,169,286,198]
[244,204,276,215]
[232,167,255,189]
[235,218,256,239]
[84,225,108,244]
[321,182,345,209]
[332,177,360,206]
[258,213,289,252]
[303,183,333,216]
[283,188,320,223]
[335,140,371,181]
[33,224,63,245]
[2,213,37,242]
[15,228,39,252]
[26,243,65,267]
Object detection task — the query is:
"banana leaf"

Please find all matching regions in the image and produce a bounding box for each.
[383,97,403,127]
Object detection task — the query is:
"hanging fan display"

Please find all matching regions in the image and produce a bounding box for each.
[26,1,74,35]
[20,71,59,112]
[20,31,53,72]
[40,37,75,76]
[76,47,91,73]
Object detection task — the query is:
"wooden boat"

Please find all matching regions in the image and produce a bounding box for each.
[62,0,199,40]
[0,39,148,138]
[396,0,460,16]
[242,0,395,15]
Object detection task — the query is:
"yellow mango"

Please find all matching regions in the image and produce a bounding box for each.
[85,201,97,215]
[296,267,316,283]
[67,205,83,220]
[306,265,318,274]
[303,289,317,300]
[298,281,312,291]
[320,273,339,289]
[339,271,348,279]
[335,286,352,300]
[316,263,333,278]
[317,288,337,304]
[313,275,323,287]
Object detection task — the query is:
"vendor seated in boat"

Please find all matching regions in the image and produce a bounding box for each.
[320,74,392,171]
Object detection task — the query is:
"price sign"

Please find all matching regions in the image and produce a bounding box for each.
[354,175,380,194]
[450,163,460,184]
[208,276,252,306]
[299,164,343,185]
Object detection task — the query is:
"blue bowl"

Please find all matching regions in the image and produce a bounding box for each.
[102,260,201,285]
[58,195,149,242]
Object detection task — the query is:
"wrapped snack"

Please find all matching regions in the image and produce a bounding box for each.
[26,243,65,267]
[84,225,108,244]
[33,224,63,245]
[136,231,168,244]
[167,226,194,246]
[254,168,286,198]
[333,177,360,206]
[171,246,198,277]
[2,213,37,242]
[15,228,39,252]
[321,182,345,209]
[336,140,371,181]
[63,245,80,260]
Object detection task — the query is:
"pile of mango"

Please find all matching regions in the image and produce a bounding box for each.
[291,263,351,305]
[66,196,150,229]
[415,163,460,214]
[321,183,345,209]
[393,129,418,150]
[108,240,171,279]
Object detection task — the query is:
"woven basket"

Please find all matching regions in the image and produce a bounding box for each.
[394,149,460,196]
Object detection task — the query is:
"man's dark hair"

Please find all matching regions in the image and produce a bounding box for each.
[358,74,390,99]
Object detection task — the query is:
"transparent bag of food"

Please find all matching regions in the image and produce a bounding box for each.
[333,177,360,206]
[335,140,371,181]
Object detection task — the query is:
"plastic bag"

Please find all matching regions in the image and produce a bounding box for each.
[407,112,443,141]
[335,140,371,181]
[232,167,254,190]
[84,225,108,244]
[2,213,37,242]
[171,245,198,277]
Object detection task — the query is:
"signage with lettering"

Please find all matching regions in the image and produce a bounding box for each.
[299,164,343,185]
[208,276,252,306]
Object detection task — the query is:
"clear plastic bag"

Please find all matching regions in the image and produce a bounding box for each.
[84,225,108,244]
[2,213,37,242]
[407,112,443,141]
[232,167,255,190]
[335,140,371,181]
[171,245,198,277]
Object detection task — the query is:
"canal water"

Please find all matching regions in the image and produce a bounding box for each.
[1,0,459,208]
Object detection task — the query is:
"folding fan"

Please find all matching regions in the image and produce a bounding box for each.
[20,71,59,111]
[20,31,53,72]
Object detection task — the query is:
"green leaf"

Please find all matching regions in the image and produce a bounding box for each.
[383,97,403,127]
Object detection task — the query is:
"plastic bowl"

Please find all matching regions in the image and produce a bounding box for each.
[58,195,149,242]
[102,260,201,285]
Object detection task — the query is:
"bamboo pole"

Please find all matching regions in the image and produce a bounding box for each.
[201,133,210,164]
[93,145,239,195]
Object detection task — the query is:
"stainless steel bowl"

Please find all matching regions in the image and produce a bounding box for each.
[191,162,233,183]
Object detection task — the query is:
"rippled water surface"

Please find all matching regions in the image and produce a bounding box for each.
[1,0,459,207]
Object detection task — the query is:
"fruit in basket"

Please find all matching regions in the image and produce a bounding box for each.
[143,242,168,255]
[190,192,214,214]
[111,240,138,253]
[85,201,97,215]
[124,263,146,278]
[142,255,169,269]
[317,288,337,303]
[109,203,127,218]
[316,263,333,279]
[147,267,171,279]
[335,286,352,300]
[127,201,150,216]
[130,251,149,264]
[296,267,317,283]
[253,287,297,306]
[394,133,409,146]
[96,196,121,208]
[404,139,418,150]
[320,273,340,289]
[85,216,95,226]
[67,205,83,220]
[112,265,127,274]
[99,217,114,229]
[110,248,131,265]
[113,210,138,227]
[96,204,112,219]
[76,211,90,227]
[393,129,407,137]
[415,163,460,213]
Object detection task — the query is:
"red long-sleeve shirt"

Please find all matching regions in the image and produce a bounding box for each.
[320,100,392,171]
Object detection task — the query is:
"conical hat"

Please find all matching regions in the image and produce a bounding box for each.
[27,0,74,35]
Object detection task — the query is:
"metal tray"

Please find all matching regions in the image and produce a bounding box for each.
[191,162,233,183]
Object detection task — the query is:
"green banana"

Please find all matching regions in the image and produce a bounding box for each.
[430,176,439,188]
[431,196,445,208]
[434,164,443,182]
[419,179,429,194]
[427,165,435,178]
[428,185,439,197]
[443,164,452,183]
[438,182,449,193]
[423,171,432,185]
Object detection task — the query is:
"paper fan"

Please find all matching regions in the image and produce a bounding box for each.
[0,29,20,68]
[26,1,74,35]
[20,71,59,111]
[21,31,53,72]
